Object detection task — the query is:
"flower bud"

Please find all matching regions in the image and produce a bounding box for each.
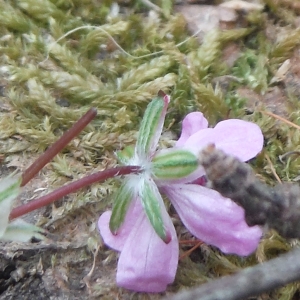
[116,145,134,165]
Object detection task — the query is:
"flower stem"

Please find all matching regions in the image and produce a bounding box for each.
[10,165,140,220]
[21,108,97,187]
[179,241,203,260]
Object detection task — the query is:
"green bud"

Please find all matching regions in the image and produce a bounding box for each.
[152,149,198,180]
[116,145,134,165]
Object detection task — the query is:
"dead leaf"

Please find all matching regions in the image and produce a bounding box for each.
[176,5,238,41]
[219,0,264,12]
[270,59,291,84]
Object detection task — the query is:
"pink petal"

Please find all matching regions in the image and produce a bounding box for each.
[98,198,143,252]
[176,112,208,147]
[117,210,178,292]
[183,119,263,161]
[213,119,264,161]
[165,184,262,256]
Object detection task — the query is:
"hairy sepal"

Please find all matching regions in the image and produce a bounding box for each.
[152,149,198,180]
[109,178,134,234]
[139,176,171,243]
[136,95,169,160]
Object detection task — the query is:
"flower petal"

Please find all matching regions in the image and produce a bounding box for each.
[116,210,178,292]
[213,119,264,161]
[183,119,263,161]
[176,112,208,147]
[165,184,262,256]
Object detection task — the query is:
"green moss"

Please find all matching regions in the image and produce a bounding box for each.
[2,0,300,298]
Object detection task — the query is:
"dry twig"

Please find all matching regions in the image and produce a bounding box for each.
[199,144,300,239]
[166,247,300,300]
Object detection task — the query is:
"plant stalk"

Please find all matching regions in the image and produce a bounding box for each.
[11,165,140,220]
[21,108,97,187]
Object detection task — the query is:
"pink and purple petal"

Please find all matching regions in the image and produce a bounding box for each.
[182,119,263,162]
[116,210,178,292]
[165,184,262,256]
[213,119,264,161]
[176,112,209,147]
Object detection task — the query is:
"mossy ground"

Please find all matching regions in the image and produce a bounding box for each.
[1,0,300,299]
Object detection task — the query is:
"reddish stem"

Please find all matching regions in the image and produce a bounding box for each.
[179,241,203,260]
[21,108,97,187]
[11,165,140,220]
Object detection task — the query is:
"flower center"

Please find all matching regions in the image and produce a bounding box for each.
[190,176,207,186]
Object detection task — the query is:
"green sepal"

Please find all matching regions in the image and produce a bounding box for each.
[109,179,134,234]
[151,149,198,180]
[140,178,169,243]
[136,96,165,159]
[116,145,134,165]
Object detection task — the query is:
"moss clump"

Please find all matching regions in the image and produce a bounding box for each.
[2,0,300,299]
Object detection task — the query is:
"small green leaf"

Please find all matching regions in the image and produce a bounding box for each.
[140,177,169,243]
[1,219,45,242]
[0,176,21,237]
[136,96,167,159]
[109,179,134,234]
[152,149,198,180]
[0,176,21,203]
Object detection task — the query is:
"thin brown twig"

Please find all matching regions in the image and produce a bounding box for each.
[165,247,300,300]
[83,244,101,293]
[279,150,300,163]
[179,241,203,260]
[261,110,300,131]
[199,144,300,239]
[264,153,282,183]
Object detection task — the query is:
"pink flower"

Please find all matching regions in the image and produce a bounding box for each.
[161,112,263,254]
[98,97,263,293]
